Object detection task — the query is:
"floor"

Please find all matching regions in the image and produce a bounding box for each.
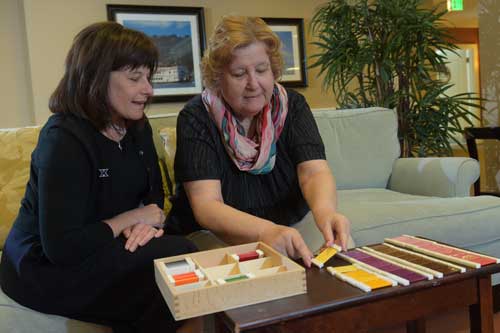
[373,307,500,333]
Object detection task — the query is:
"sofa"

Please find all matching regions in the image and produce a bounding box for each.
[1,106,500,332]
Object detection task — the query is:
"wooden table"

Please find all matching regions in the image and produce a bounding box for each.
[216,257,500,333]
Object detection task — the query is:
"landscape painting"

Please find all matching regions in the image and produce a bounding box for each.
[262,18,308,87]
[108,5,206,102]
[274,30,297,78]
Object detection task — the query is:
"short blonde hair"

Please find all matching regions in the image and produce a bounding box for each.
[201,16,283,90]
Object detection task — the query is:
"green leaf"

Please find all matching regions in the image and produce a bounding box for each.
[310,0,485,157]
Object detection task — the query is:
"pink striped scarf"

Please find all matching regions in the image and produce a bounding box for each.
[202,83,288,174]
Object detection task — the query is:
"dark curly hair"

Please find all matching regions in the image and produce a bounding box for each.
[49,21,158,130]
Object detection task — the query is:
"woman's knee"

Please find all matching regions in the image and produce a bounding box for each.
[154,235,198,257]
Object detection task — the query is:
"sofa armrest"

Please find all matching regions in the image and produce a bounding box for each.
[388,157,479,197]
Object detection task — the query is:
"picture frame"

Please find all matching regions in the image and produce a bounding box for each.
[107,5,206,102]
[262,18,308,87]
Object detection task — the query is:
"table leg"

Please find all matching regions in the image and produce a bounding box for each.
[215,313,233,333]
[469,275,494,333]
[406,318,426,333]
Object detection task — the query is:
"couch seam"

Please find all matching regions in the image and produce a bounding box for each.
[313,107,394,120]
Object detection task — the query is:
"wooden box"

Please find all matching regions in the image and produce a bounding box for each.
[154,242,307,320]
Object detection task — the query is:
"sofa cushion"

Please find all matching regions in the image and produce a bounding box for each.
[340,188,500,284]
[313,107,400,190]
[0,285,111,333]
[0,127,40,250]
[0,251,112,333]
[158,126,177,214]
[389,157,479,197]
[340,188,500,252]
[155,107,402,201]
[158,126,177,186]
[149,114,178,161]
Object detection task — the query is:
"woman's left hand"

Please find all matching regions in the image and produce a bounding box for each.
[316,211,351,250]
[123,224,164,252]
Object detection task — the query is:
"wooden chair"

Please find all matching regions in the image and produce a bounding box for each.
[464,126,500,196]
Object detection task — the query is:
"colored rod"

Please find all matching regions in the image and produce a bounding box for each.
[234,249,264,262]
[175,275,199,286]
[225,274,249,283]
[385,235,499,268]
[172,271,197,280]
[312,244,342,268]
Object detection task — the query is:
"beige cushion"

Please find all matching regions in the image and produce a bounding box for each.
[0,127,40,249]
[0,282,111,333]
[158,127,177,214]
[313,107,400,189]
[158,126,177,166]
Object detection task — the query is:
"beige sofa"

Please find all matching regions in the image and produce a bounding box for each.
[2,107,500,332]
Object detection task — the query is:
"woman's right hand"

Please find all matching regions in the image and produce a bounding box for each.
[104,203,165,238]
[259,224,313,267]
[131,203,165,228]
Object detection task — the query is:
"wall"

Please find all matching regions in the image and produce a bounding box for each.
[1,0,34,127]
[4,0,495,128]
[479,0,500,126]
[2,0,337,128]
[423,0,478,27]
[478,0,500,193]
[443,1,479,27]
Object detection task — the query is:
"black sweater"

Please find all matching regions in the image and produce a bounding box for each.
[0,112,164,314]
[167,89,326,234]
[11,113,163,266]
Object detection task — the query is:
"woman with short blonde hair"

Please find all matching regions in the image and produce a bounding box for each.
[168,15,351,267]
[201,16,283,90]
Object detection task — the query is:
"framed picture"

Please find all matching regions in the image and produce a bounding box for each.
[262,18,307,87]
[107,5,206,102]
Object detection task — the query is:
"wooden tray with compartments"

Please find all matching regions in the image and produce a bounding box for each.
[154,241,307,320]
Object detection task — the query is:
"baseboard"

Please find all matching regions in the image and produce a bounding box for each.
[493,284,500,313]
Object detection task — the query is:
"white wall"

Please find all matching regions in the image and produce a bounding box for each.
[3,0,493,129]
[424,0,478,27]
[479,0,500,126]
[3,0,339,128]
[1,0,34,127]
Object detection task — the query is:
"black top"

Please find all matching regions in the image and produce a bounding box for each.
[167,89,326,234]
[0,113,163,311]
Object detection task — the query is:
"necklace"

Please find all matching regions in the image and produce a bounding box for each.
[111,123,127,137]
[102,123,127,150]
[112,124,126,151]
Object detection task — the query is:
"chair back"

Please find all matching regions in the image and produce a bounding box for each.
[464,127,500,196]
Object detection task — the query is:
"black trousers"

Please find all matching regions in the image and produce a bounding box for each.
[1,229,197,333]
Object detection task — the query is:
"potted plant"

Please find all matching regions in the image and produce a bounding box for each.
[310,0,483,157]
